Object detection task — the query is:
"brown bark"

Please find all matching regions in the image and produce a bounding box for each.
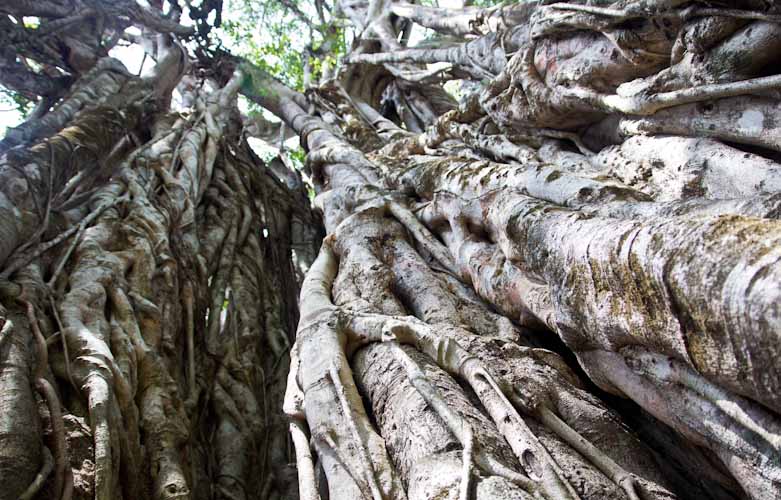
[0,54,318,500]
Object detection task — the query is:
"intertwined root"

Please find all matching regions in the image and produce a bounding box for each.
[22,300,64,496]
[1,61,318,499]
[284,244,406,500]
[285,240,671,500]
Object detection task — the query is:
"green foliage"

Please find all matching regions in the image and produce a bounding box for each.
[468,0,505,7]
[286,147,306,169]
[0,88,34,136]
[0,88,34,117]
[216,0,348,90]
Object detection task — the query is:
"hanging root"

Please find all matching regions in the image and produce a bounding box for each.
[183,281,197,402]
[48,294,75,391]
[389,344,474,500]
[289,420,321,500]
[385,201,461,277]
[284,348,321,500]
[469,367,581,500]
[24,299,66,500]
[547,2,781,24]
[287,243,405,500]
[623,347,781,451]
[86,374,114,500]
[382,335,545,497]
[328,361,385,500]
[18,446,54,500]
[562,73,781,116]
[368,316,581,499]
[537,407,642,500]
[0,197,125,281]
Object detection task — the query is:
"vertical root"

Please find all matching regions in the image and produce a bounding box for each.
[389,344,473,500]
[183,281,196,400]
[537,407,642,500]
[386,201,461,277]
[472,368,581,500]
[86,374,114,500]
[284,349,321,499]
[289,421,322,500]
[48,294,75,390]
[35,378,68,500]
[380,319,579,499]
[18,446,54,500]
[24,299,66,500]
[459,423,474,500]
[328,361,384,500]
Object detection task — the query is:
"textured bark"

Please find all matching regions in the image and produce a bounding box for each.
[0,47,319,500]
[258,2,781,500]
[3,1,781,500]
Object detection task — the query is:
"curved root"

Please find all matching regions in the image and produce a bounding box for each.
[537,407,642,500]
[24,300,66,500]
[18,446,54,500]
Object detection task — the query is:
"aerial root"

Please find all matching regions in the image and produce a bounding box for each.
[48,294,75,390]
[385,201,461,278]
[389,344,473,500]
[372,315,649,499]
[35,378,68,500]
[373,317,580,499]
[547,2,781,24]
[283,349,321,500]
[562,74,781,116]
[24,299,67,500]
[537,407,642,500]
[289,420,321,500]
[624,348,781,451]
[18,446,54,500]
[182,281,197,403]
[1,197,124,281]
[87,375,114,500]
[471,369,581,500]
[328,361,385,500]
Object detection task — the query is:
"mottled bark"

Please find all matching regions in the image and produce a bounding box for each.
[1,53,318,500]
[4,1,781,500]
[256,2,781,499]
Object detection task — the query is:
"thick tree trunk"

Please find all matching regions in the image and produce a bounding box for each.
[249,2,781,498]
[0,55,320,500]
[3,1,781,500]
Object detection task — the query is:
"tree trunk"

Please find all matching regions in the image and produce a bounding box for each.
[0,53,320,500]
[2,1,781,500]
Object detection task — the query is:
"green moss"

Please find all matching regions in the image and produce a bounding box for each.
[545,170,562,183]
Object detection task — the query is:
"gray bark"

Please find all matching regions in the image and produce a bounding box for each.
[3,1,781,500]
[0,48,319,500]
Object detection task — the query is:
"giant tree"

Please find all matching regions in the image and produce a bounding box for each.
[1,1,780,500]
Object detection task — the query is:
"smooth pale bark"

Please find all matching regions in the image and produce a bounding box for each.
[592,135,781,200]
[332,207,677,500]
[234,2,781,499]
[4,1,781,500]
[347,33,507,80]
[388,2,535,37]
[260,19,781,493]
[255,66,686,500]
